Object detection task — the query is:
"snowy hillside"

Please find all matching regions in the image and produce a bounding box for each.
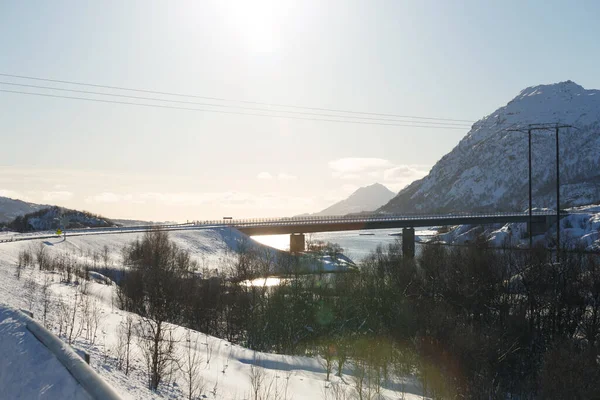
[315,183,395,215]
[7,206,115,232]
[380,81,600,214]
[0,196,47,223]
[0,306,92,399]
[0,229,424,400]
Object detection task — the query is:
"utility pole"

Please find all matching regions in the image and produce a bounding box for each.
[528,128,533,249]
[555,125,561,257]
[508,123,572,254]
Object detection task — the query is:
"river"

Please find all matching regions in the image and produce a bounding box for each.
[251,228,437,263]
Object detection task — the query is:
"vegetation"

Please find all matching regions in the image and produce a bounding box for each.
[111,231,600,398]
[7,206,114,232]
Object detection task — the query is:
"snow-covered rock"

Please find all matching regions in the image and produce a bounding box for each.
[426,204,600,251]
[380,81,600,214]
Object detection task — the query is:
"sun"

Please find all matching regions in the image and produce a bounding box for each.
[222,0,284,53]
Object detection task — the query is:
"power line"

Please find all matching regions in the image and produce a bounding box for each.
[0,72,476,123]
[0,81,473,127]
[0,89,470,129]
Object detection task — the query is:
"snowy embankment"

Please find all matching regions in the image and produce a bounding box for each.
[0,306,92,399]
[0,227,421,399]
[422,205,600,251]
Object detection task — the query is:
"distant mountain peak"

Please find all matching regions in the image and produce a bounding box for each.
[315,183,395,216]
[516,80,588,101]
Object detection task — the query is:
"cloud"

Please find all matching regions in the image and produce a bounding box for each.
[383,165,428,180]
[257,172,273,180]
[257,172,297,181]
[86,192,135,204]
[277,173,297,181]
[85,191,315,211]
[329,158,393,177]
[42,191,73,202]
[328,157,430,191]
[0,189,29,201]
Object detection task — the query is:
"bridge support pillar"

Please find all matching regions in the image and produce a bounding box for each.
[290,233,305,253]
[528,216,555,238]
[402,228,415,259]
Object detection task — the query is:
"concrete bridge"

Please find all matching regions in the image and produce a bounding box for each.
[230,212,559,257]
[1,212,561,258]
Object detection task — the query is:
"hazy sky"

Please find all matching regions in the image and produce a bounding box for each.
[1,1,600,221]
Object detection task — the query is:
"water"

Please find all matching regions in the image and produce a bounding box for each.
[252,228,437,263]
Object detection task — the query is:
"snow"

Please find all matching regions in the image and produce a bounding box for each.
[0,228,426,400]
[0,306,92,400]
[381,81,600,214]
[314,183,396,216]
[427,206,600,250]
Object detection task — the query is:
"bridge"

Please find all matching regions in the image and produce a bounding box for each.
[230,211,558,256]
[1,211,561,258]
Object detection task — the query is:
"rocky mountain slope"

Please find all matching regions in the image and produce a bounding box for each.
[0,196,47,223]
[315,183,396,215]
[379,81,600,214]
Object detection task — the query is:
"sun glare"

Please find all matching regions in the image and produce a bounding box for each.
[222,0,284,53]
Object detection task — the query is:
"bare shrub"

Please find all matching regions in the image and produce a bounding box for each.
[81,296,103,344]
[115,315,135,375]
[177,330,205,400]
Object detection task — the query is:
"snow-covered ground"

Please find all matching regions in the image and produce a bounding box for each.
[0,228,424,400]
[423,205,600,251]
[0,306,92,399]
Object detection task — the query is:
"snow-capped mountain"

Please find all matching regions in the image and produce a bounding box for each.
[315,183,396,216]
[0,196,47,223]
[379,81,600,214]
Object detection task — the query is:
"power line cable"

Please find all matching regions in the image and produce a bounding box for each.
[0,88,470,129]
[0,72,476,123]
[0,81,473,127]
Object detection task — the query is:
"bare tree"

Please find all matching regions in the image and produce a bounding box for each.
[23,278,38,312]
[15,250,25,279]
[177,330,205,400]
[137,316,178,391]
[249,358,267,400]
[121,229,193,391]
[67,291,83,343]
[102,245,111,268]
[41,274,52,327]
[115,314,135,375]
[317,339,335,381]
[82,296,103,344]
[35,242,49,271]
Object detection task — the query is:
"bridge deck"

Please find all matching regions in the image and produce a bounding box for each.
[235,213,553,235]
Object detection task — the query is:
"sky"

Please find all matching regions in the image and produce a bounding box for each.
[1,0,600,221]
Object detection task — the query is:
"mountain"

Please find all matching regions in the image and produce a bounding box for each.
[7,206,115,232]
[379,81,600,214]
[0,196,47,223]
[315,183,396,216]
